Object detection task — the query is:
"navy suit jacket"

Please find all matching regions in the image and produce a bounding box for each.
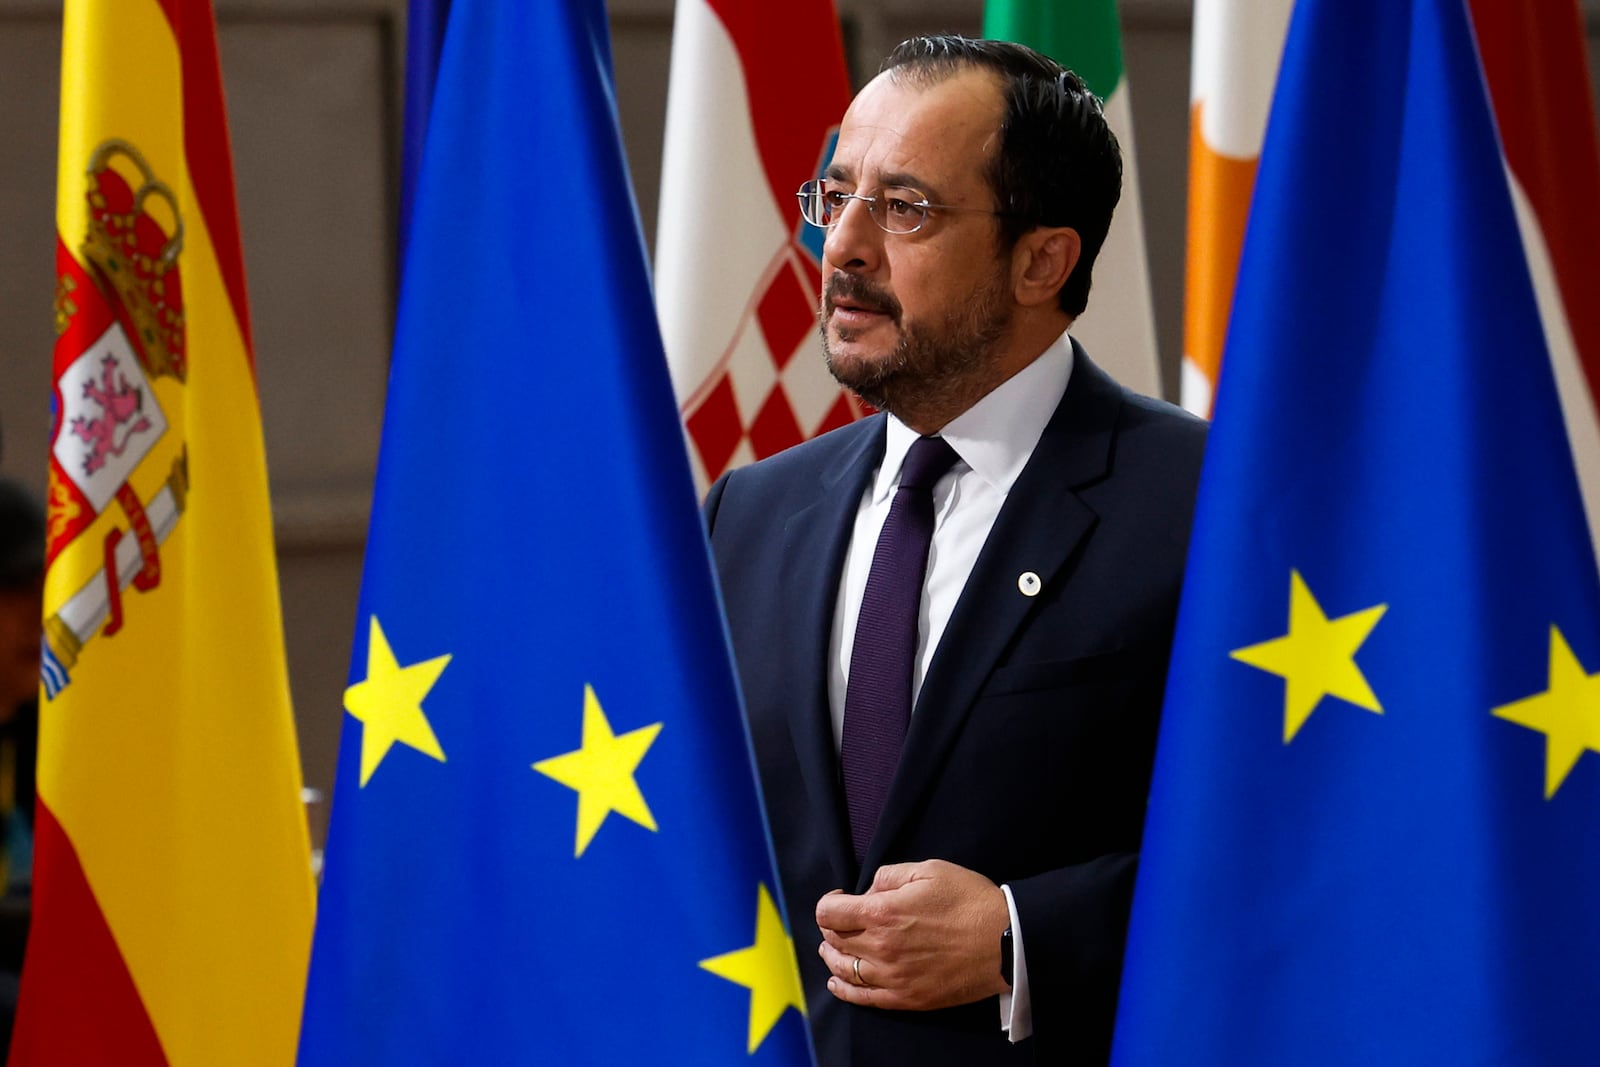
[704,348,1207,1065]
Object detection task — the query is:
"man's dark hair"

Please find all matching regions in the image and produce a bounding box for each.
[883,34,1122,318]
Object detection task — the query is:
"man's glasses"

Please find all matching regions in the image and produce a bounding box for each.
[796,179,1009,235]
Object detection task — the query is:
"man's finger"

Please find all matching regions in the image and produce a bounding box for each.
[827,966,919,1010]
[827,974,883,1007]
[817,940,849,983]
[819,939,879,990]
[815,890,870,933]
[868,861,920,893]
[818,924,866,955]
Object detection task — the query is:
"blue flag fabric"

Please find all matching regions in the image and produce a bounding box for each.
[399,0,450,264]
[297,2,813,1062]
[1112,0,1600,1063]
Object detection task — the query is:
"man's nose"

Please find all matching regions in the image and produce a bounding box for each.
[823,197,883,274]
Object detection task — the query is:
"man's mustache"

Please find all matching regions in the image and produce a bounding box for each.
[824,274,902,323]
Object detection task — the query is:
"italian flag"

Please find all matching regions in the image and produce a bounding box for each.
[14,1,315,1062]
[1184,0,1600,564]
[983,0,1164,399]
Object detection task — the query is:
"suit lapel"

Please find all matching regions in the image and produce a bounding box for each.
[859,352,1126,882]
[779,417,885,890]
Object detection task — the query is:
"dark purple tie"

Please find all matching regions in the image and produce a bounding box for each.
[841,435,961,861]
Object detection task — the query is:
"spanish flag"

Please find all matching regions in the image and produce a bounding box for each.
[14,1,315,1063]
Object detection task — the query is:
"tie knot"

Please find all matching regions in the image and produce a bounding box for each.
[898,436,960,492]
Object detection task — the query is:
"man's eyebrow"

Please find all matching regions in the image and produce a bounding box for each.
[876,171,932,195]
[820,165,936,198]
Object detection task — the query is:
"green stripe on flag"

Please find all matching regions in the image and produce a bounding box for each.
[982,0,1125,100]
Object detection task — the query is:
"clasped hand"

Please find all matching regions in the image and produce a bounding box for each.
[815,859,1010,1011]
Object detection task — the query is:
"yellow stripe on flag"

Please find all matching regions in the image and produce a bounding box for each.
[39,1,314,1064]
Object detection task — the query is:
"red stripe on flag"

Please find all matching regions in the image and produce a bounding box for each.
[1468,0,1600,403]
[151,0,258,377]
[10,802,168,1066]
[703,0,852,211]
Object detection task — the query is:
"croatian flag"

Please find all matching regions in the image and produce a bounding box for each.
[656,0,863,491]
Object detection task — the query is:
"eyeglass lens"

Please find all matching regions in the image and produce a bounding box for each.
[797,181,926,234]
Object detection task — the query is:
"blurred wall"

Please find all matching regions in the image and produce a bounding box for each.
[2,0,1599,848]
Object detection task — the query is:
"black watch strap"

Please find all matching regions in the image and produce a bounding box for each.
[999,927,1014,988]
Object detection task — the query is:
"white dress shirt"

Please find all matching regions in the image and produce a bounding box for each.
[827,331,1075,1042]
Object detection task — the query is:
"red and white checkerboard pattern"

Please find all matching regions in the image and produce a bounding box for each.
[683,249,864,488]
[657,0,860,490]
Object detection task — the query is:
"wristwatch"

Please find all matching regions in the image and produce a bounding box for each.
[999,927,1014,988]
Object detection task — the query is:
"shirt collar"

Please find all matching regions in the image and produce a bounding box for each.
[875,331,1075,502]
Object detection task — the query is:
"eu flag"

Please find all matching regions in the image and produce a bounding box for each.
[297,1,813,1062]
[1113,0,1600,1063]
[398,0,449,263]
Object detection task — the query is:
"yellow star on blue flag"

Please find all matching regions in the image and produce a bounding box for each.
[1492,626,1600,799]
[343,615,450,786]
[699,883,807,1054]
[298,1,813,1061]
[532,685,662,857]
[1229,570,1386,742]
[1113,0,1600,1058]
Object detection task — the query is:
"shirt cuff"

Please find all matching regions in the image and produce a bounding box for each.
[998,883,1033,1042]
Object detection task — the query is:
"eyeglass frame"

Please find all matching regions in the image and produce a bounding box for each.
[796,178,1012,235]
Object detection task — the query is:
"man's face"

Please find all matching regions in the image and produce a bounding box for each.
[818,68,1014,415]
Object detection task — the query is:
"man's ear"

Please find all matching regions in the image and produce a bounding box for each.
[1011,226,1082,308]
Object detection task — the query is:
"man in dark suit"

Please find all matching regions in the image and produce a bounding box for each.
[704,35,1207,1065]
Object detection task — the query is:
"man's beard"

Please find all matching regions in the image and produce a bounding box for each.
[821,271,1013,421]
